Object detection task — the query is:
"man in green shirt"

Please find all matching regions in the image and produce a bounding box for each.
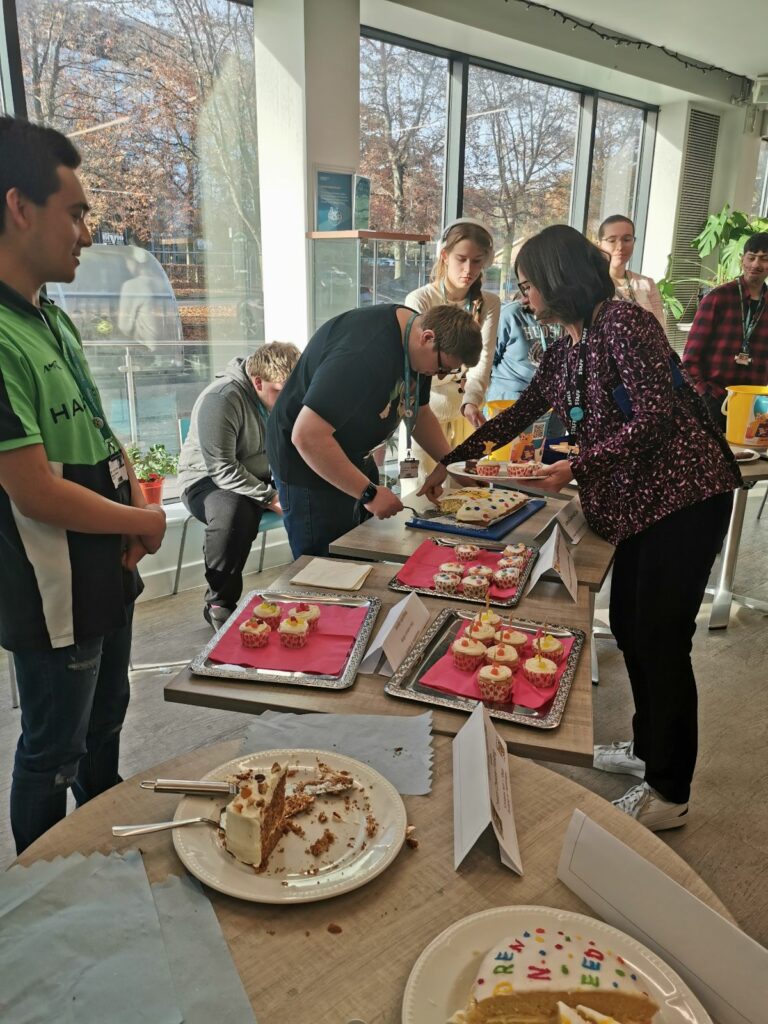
[0,116,167,852]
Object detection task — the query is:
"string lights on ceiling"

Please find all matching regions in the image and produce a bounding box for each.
[504,0,752,94]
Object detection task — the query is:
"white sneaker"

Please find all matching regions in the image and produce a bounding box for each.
[612,782,689,832]
[593,740,645,779]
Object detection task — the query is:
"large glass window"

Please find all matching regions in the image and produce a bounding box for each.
[586,98,645,240]
[463,66,579,300]
[16,0,260,477]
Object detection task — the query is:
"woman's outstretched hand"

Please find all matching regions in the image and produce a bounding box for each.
[417,463,448,504]
[534,459,575,493]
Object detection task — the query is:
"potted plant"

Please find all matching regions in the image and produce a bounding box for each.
[125,442,178,503]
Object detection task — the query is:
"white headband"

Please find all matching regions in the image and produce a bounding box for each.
[438,217,493,252]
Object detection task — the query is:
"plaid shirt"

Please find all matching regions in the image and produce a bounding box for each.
[683,277,768,399]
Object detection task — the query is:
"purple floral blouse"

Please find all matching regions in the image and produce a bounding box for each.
[444,301,741,545]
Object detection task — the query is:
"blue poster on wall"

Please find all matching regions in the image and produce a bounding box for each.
[316,170,353,231]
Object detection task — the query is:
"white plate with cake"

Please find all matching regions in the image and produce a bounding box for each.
[172,748,407,903]
[402,906,711,1024]
[448,460,550,482]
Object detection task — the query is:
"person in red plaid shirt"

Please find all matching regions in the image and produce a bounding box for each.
[683,232,768,429]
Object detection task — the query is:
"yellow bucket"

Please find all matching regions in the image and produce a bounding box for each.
[721,385,768,447]
[484,400,515,460]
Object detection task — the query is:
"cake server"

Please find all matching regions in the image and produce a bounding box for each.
[140,778,238,796]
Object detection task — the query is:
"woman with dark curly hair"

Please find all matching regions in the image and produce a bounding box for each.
[420,224,740,832]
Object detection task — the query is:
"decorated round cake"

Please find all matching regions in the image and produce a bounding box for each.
[238,618,271,649]
[449,926,659,1024]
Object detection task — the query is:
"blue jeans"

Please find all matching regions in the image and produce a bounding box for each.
[10,607,133,854]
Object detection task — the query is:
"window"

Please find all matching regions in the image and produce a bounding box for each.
[16,0,261,478]
[586,98,645,240]
[752,139,768,217]
[463,66,579,299]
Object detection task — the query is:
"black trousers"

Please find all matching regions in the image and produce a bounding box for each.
[182,477,264,610]
[608,490,733,805]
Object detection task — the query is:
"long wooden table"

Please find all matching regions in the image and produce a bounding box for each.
[328,493,615,593]
[17,736,734,1024]
[165,558,596,766]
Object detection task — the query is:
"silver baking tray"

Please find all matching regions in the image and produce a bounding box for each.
[388,537,539,609]
[384,607,585,729]
[189,588,381,690]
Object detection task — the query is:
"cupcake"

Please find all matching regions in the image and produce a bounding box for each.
[493,567,521,588]
[466,619,495,647]
[239,618,271,649]
[485,643,519,669]
[522,655,558,689]
[476,460,500,477]
[438,561,466,576]
[477,609,501,628]
[494,628,529,655]
[278,615,309,649]
[502,543,527,558]
[433,572,461,595]
[465,564,494,580]
[251,598,282,630]
[455,543,480,563]
[477,663,514,702]
[498,556,525,570]
[451,636,486,671]
[288,602,321,632]
[531,633,565,663]
[462,574,489,600]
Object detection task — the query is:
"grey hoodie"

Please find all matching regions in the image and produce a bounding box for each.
[176,357,275,503]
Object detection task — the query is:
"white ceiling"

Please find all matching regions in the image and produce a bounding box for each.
[546,0,767,80]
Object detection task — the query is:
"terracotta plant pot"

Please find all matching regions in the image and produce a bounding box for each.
[138,476,164,504]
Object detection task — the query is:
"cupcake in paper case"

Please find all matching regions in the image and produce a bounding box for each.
[433,571,461,595]
[476,460,500,477]
[288,602,321,632]
[485,642,519,669]
[477,609,501,628]
[455,543,480,562]
[462,574,490,600]
[239,618,271,649]
[494,627,529,654]
[438,561,466,576]
[531,632,565,663]
[278,615,309,649]
[502,542,526,558]
[466,619,495,647]
[477,663,514,702]
[497,555,525,570]
[493,566,521,588]
[465,563,494,580]
[451,636,486,672]
[522,655,558,689]
[251,598,282,630]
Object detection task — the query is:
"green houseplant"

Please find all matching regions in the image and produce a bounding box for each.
[125,442,178,503]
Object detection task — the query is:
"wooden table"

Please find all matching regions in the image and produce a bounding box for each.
[17,736,734,1024]
[328,493,615,593]
[165,558,596,766]
[708,450,768,629]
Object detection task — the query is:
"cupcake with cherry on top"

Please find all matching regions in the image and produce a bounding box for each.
[477,663,514,702]
[251,598,282,630]
[288,602,321,632]
[278,615,309,649]
[239,619,271,649]
[485,642,519,670]
[451,635,486,671]
[466,617,495,647]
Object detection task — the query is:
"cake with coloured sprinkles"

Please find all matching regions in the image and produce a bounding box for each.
[251,598,282,630]
[465,563,494,580]
[238,618,271,648]
[494,566,521,587]
[455,542,481,561]
[439,561,466,576]
[462,574,490,600]
[287,602,321,631]
[434,571,462,595]
[448,926,659,1023]
[224,762,287,871]
[502,542,527,557]
[277,615,309,648]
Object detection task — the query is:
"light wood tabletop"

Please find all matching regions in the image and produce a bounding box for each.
[17,735,734,1024]
[328,495,615,593]
[165,557,596,766]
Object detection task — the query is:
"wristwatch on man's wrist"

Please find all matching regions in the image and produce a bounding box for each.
[359,481,378,504]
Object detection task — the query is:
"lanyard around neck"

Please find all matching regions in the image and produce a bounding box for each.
[622,273,637,303]
[439,280,473,314]
[564,324,588,434]
[737,279,766,353]
[402,313,420,450]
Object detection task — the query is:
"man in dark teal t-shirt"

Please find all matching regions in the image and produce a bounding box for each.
[0,117,167,853]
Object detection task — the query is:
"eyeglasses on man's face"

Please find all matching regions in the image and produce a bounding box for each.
[600,235,636,247]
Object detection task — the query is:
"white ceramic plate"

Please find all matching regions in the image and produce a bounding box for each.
[447,461,550,482]
[733,448,760,463]
[172,748,407,903]
[402,905,712,1024]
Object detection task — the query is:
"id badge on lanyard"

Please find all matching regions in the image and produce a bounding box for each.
[108,450,129,489]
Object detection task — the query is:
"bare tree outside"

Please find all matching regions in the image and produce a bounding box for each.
[586,98,644,241]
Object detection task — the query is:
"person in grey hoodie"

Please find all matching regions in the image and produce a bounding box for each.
[177,341,300,627]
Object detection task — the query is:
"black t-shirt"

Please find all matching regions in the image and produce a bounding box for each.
[267,304,431,488]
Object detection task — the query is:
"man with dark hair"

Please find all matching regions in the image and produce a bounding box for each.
[683,232,768,430]
[267,303,481,557]
[0,116,167,852]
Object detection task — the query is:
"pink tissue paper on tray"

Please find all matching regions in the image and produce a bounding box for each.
[208,598,368,676]
[395,539,530,601]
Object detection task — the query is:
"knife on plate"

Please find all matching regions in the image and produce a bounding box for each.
[140,778,237,796]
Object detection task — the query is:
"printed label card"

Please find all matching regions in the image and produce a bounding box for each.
[526,524,578,601]
[360,592,429,676]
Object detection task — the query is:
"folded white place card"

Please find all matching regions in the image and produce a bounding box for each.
[453,704,522,874]
[290,557,373,591]
[526,524,578,601]
[557,810,768,1024]
[554,498,588,545]
[360,592,429,676]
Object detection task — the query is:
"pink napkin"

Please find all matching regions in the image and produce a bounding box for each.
[394,539,532,601]
[208,598,368,676]
[421,622,576,710]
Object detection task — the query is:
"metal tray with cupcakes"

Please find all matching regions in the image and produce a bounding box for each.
[384,607,585,729]
[389,537,539,609]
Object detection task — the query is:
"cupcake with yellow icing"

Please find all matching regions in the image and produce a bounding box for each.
[288,602,321,632]
[531,633,565,664]
[451,635,486,671]
[477,663,514,702]
[251,598,282,630]
[278,615,309,649]
[239,618,271,649]
[522,655,558,689]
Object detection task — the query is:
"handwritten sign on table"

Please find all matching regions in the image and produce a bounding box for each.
[453,704,522,874]
[360,592,429,676]
[526,524,577,601]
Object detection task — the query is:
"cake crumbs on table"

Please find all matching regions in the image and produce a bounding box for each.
[327,922,343,934]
